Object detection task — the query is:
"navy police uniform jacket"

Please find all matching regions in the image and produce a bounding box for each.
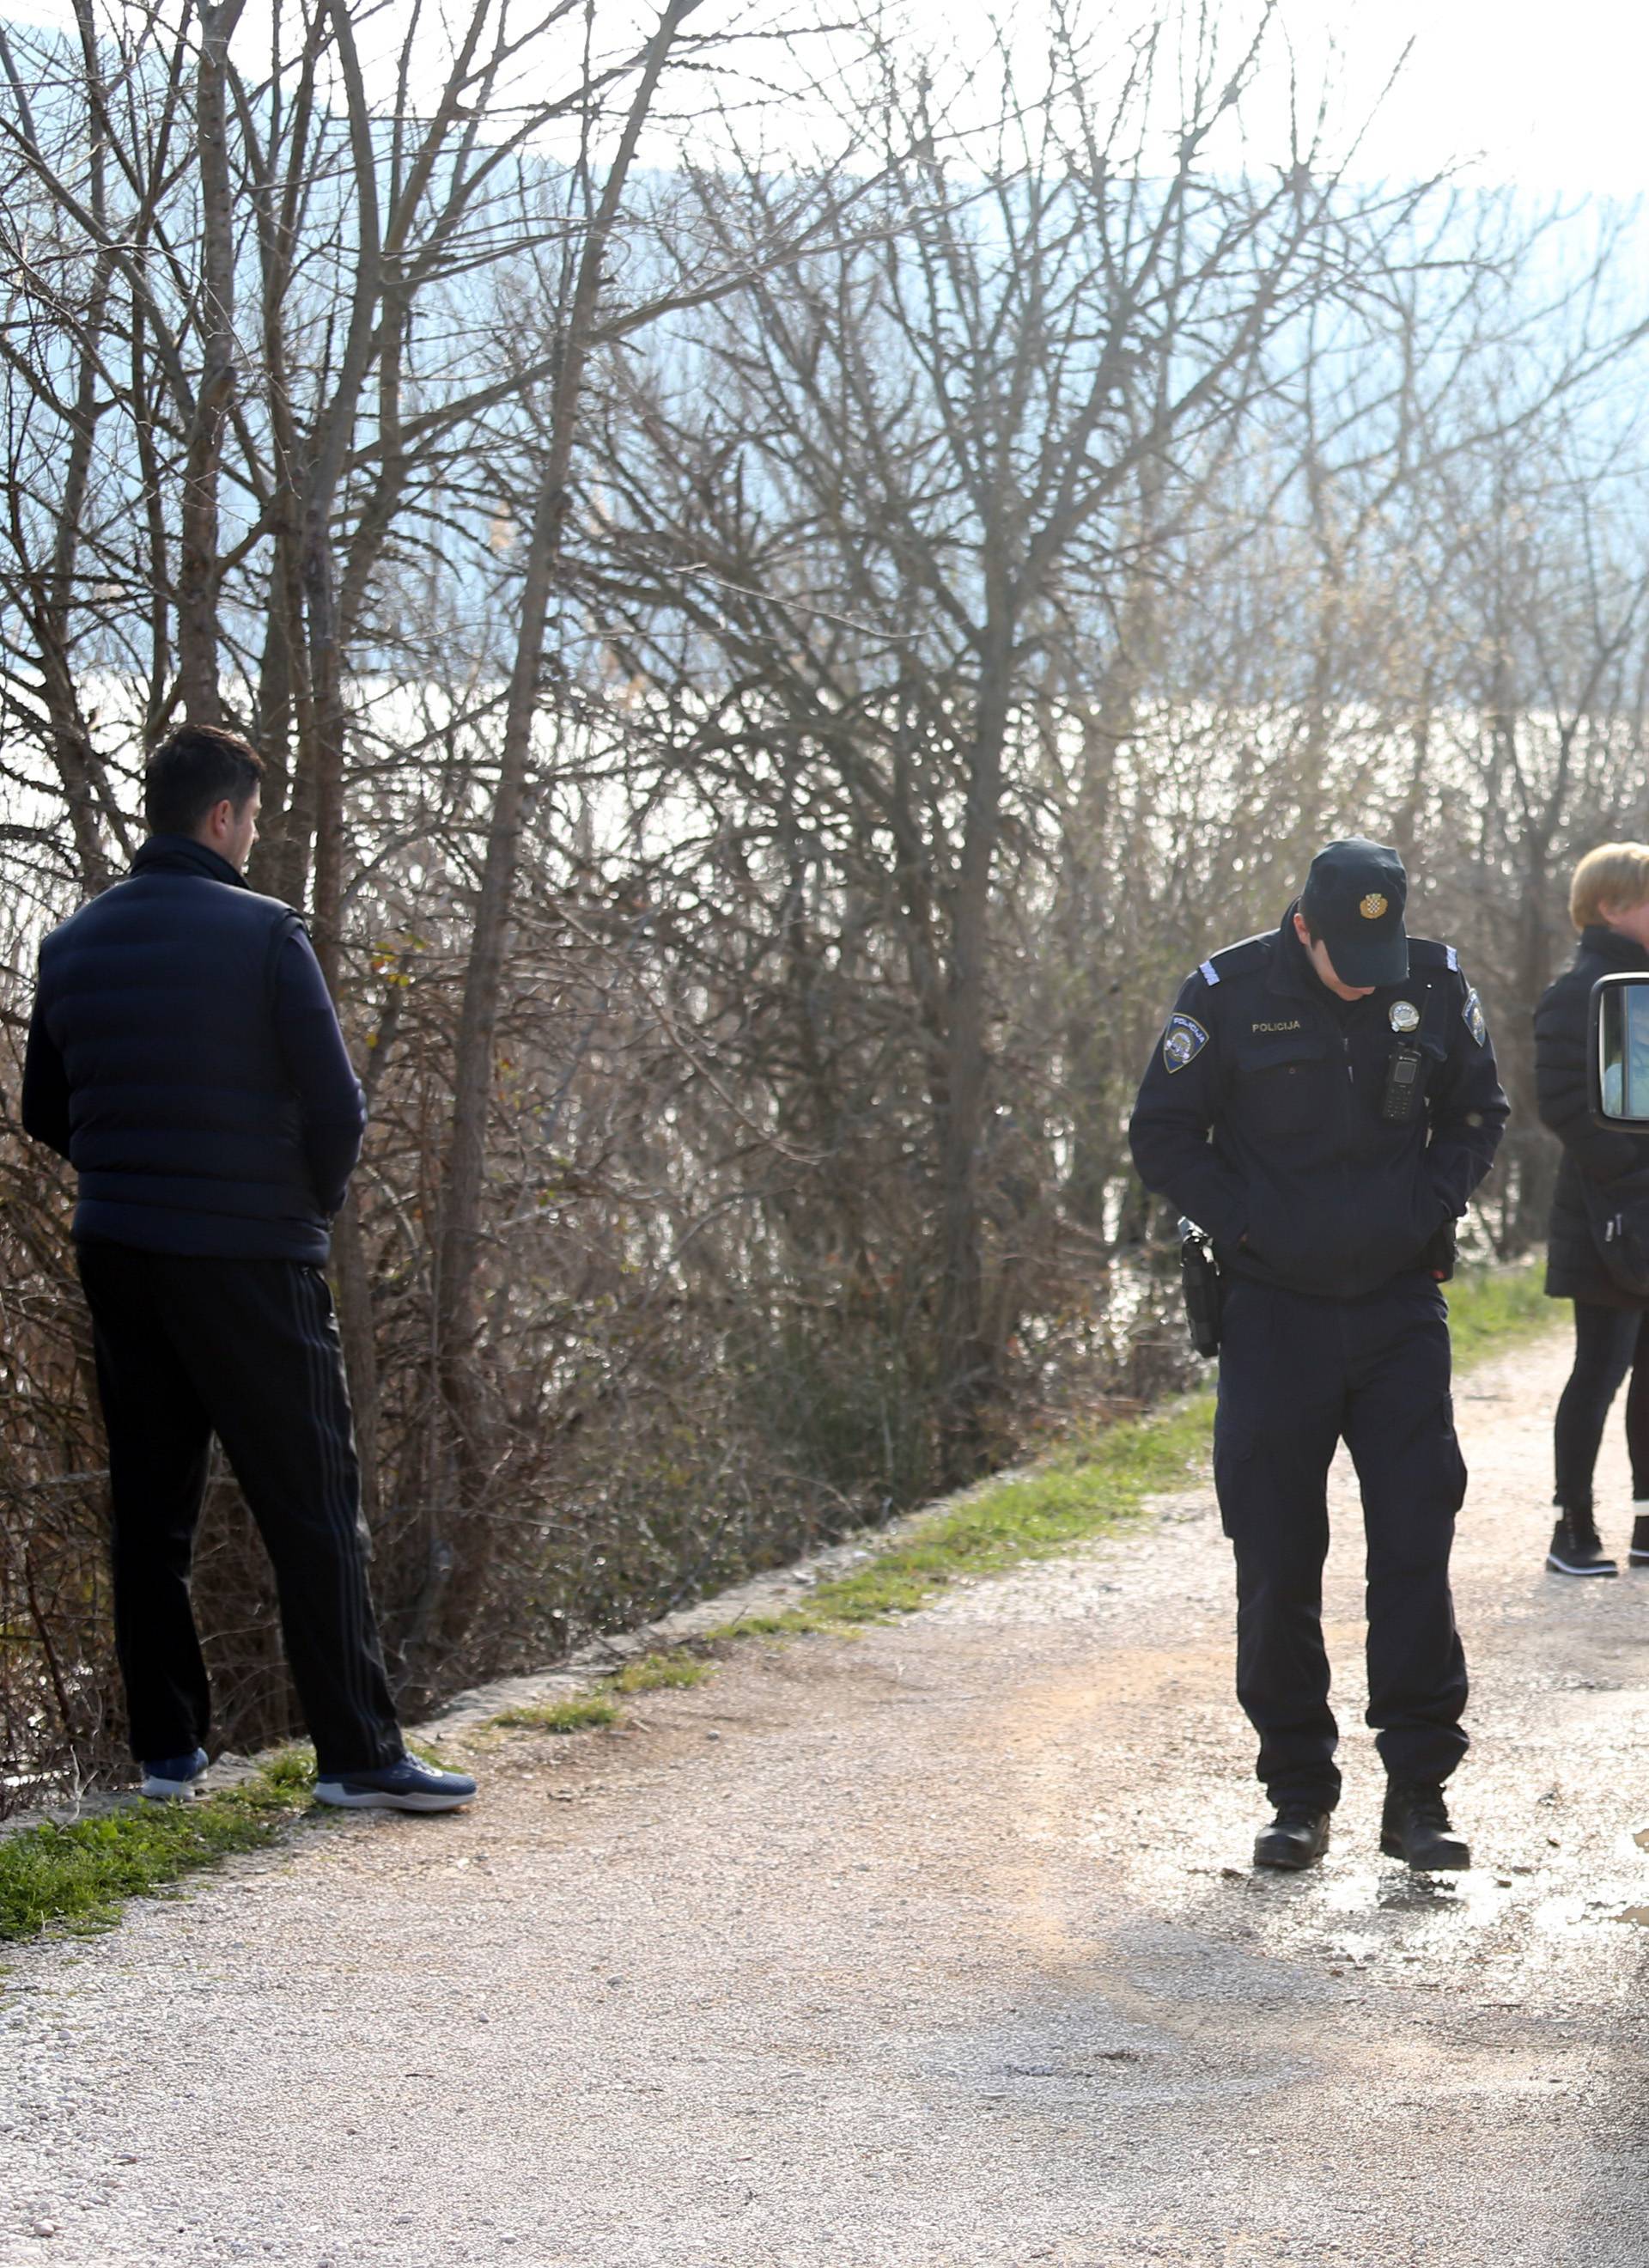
[1129,905,1509,1301]
[21,835,365,1265]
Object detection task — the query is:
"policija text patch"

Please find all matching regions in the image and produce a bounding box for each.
[1161,1013,1209,1074]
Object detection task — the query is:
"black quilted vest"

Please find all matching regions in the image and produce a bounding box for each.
[33,836,328,1260]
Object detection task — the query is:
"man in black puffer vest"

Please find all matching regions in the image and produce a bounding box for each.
[22,724,475,1813]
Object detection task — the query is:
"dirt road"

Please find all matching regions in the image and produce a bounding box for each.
[4,1325,1649,2268]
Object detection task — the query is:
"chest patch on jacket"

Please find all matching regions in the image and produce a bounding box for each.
[1250,1020,1301,1033]
[1162,1013,1209,1073]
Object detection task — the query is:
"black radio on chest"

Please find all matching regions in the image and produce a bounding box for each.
[1380,1043,1426,1124]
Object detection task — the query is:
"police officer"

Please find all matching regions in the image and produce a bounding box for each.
[1129,840,1507,1872]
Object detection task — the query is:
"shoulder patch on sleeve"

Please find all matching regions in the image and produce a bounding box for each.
[1406,936,1455,971]
[1462,986,1487,1046]
[1162,1011,1210,1074]
[1202,931,1272,983]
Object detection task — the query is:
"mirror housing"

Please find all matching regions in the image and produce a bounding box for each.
[1591,971,1649,1126]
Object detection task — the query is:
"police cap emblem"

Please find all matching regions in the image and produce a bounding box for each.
[1462,987,1487,1046]
[1360,892,1389,919]
[1162,1012,1209,1074]
[1389,1000,1420,1033]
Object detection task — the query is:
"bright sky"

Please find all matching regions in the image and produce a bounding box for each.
[4,0,1649,202]
[889,0,1649,200]
[1280,0,1649,198]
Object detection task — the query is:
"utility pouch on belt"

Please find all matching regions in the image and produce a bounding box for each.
[1178,1218,1223,1358]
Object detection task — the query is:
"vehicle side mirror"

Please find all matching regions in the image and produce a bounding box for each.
[1591,972,1649,1125]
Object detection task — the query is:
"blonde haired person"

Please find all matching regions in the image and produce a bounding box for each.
[1533,842,1649,1576]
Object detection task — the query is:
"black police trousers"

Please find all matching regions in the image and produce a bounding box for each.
[1213,1271,1469,1809]
[77,1245,404,1777]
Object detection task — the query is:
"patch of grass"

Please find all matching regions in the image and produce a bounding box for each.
[491,1691,621,1734]
[806,1393,1216,1628]
[0,1753,315,1947]
[257,1746,319,1797]
[489,1652,710,1730]
[1444,1259,1552,1367]
[610,1652,711,1694]
[697,1606,844,1643]
[700,1396,1216,1643]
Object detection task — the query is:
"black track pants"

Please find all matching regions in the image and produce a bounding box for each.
[76,1244,403,1776]
[1213,1271,1469,1810]
[1552,1301,1649,1513]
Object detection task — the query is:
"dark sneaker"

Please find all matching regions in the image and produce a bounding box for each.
[1630,1515,1649,1568]
[313,1756,477,1814]
[1253,1802,1331,1871]
[1546,1512,1618,1577]
[1380,1780,1469,1871]
[139,1747,210,1801]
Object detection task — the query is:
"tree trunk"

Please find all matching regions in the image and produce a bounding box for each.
[175,0,246,723]
[301,506,347,990]
[423,0,702,1665]
[935,633,1011,1480]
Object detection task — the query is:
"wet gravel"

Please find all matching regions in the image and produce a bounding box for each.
[2,1326,1646,2266]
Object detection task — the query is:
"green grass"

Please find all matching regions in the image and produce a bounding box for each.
[1443,1258,1550,1366]
[706,1393,1216,1641]
[491,1691,621,1733]
[486,1654,708,1733]
[697,1607,842,1641]
[611,1652,712,1694]
[0,1751,317,1947]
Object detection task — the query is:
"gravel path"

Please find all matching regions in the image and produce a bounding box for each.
[4,1324,1649,2268]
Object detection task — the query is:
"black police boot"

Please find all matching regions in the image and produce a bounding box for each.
[1546,1509,1618,1577]
[1253,1802,1330,1871]
[1629,1513,1649,1568]
[1380,1780,1469,1871]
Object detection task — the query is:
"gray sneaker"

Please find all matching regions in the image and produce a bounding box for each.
[313,1756,477,1813]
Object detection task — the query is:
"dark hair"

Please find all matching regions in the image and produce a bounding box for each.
[144,723,264,837]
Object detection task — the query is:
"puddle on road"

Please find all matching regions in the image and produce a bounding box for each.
[1318,1864,1489,1914]
[1373,1868,1507,1924]
[1163,1842,1649,2002]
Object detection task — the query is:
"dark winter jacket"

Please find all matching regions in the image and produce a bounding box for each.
[1129,906,1509,1302]
[1535,924,1649,1308]
[21,835,364,1264]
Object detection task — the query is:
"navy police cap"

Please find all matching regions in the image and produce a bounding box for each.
[1299,838,1409,988]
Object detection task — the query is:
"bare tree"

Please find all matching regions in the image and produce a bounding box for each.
[584,13,1471,1473]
